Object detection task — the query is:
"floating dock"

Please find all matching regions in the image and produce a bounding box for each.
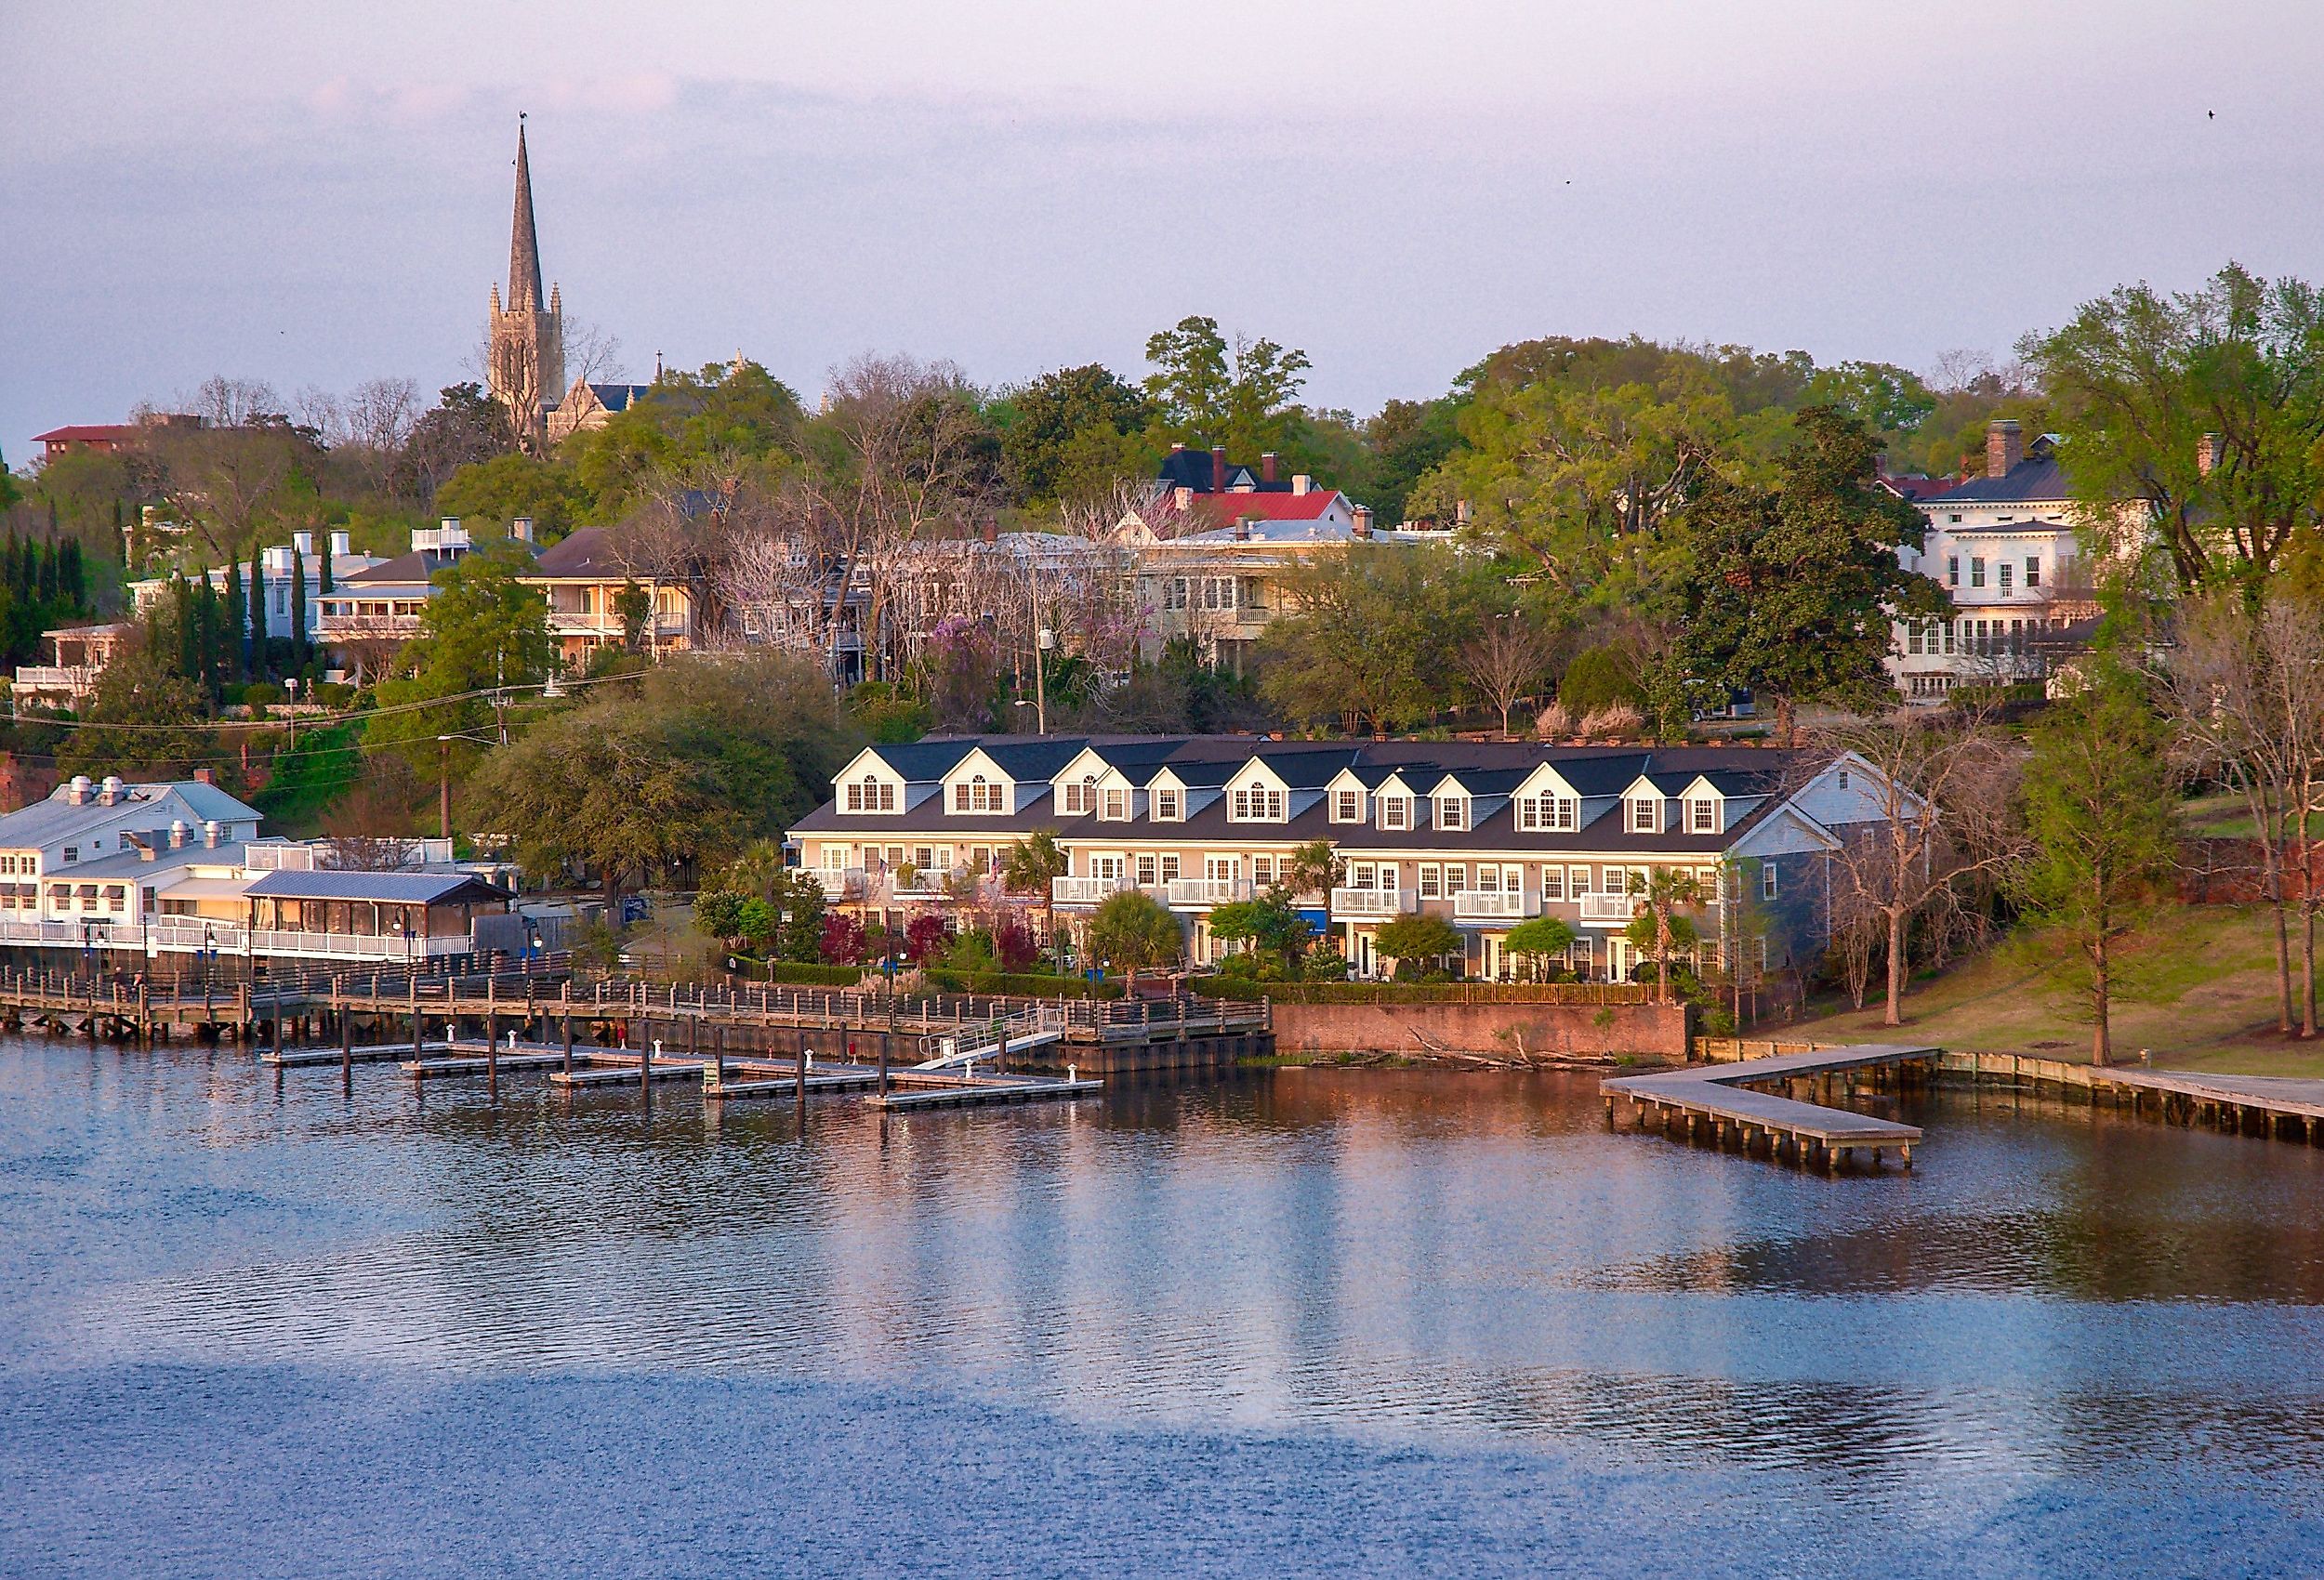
[1604,1043,1935,1169]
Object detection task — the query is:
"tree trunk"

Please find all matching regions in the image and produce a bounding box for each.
[2091,926,2111,1068]
[2272,896,2293,1034]
[1775,694,1795,746]
[1884,906,1908,1027]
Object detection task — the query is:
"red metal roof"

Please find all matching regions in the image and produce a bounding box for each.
[1186,490,1345,527]
[32,424,142,444]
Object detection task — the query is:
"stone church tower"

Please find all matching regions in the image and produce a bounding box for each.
[486,122,564,445]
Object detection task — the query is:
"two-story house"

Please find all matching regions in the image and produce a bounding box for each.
[1889,420,2107,701]
[787,735,1903,984]
[519,525,701,668]
[315,520,508,680]
[0,774,262,947]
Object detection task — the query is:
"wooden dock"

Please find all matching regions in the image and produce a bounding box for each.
[1938,1050,2324,1144]
[1604,1043,1936,1169]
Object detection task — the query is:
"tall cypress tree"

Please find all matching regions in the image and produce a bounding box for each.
[35,541,57,604]
[290,545,309,670]
[225,560,247,682]
[59,540,83,610]
[173,576,197,679]
[247,545,269,680]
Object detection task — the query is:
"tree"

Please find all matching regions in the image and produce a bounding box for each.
[1260,545,1483,734]
[766,865,829,963]
[1812,710,2028,1026]
[1086,889,1181,985]
[1502,915,1578,979]
[1208,890,1314,975]
[246,543,269,678]
[400,382,515,496]
[614,580,652,653]
[1373,913,1463,979]
[1664,406,1948,740]
[434,452,589,541]
[694,889,746,945]
[998,363,1153,505]
[2012,661,2180,1065]
[999,829,1071,968]
[1282,838,1344,900]
[1622,867,1706,1002]
[366,539,558,767]
[1457,612,1554,736]
[289,542,309,671]
[1142,315,1312,458]
[2026,262,2324,596]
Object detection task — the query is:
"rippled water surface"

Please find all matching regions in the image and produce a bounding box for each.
[3,1038,2321,1577]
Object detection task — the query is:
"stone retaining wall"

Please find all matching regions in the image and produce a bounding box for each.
[1271,999,1690,1060]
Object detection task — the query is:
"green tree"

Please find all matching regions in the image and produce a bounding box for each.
[1806,361,1936,435]
[998,363,1153,505]
[1622,868,1706,1002]
[1664,406,1947,739]
[365,539,557,769]
[1208,890,1314,975]
[1260,545,1484,734]
[767,865,828,962]
[1283,838,1345,900]
[246,543,269,679]
[614,580,652,652]
[1373,913,1463,979]
[2012,660,2180,1065]
[694,889,746,944]
[1086,889,1182,984]
[1502,915,1578,979]
[433,451,589,541]
[1142,315,1312,457]
[224,560,247,681]
[2026,262,2324,596]
[999,829,1072,968]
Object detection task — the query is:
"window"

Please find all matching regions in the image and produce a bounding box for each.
[1948,555,1960,586]
[106,886,125,914]
[1436,797,1466,831]
[1970,557,1987,588]
[1380,796,1410,831]
[1251,855,1274,888]
[1948,513,1962,523]
[1333,789,1361,823]
[1540,866,1565,902]
[1999,561,2014,593]
[1627,797,1658,834]
[1154,789,1182,822]
[1518,791,1574,831]
[1568,866,1591,898]
[1135,853,1158,886]
[1418,864,1442,900]
[46,883,67,909]
[1063,775,1097,815]
[1101,787,1129,821]
[844,777,896,814]
[1159,854,1181,882]
[1838,770,1850,789]
[1231,786,1286,822]
[1443,864,1467,893]
[953,782,970,811]
[61,847,76,864]
[2025,556,2041,588]
[1763,862,1779,901]
[1167,577,1189,611]
[1689,798,1717,834]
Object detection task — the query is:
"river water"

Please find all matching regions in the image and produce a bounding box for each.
[1,1038,2319,1578]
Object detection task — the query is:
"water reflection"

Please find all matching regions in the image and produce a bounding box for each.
[4,1043,2323,1496]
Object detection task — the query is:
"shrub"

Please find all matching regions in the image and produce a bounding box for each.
[771,961,865,986]
[1535,699,1574,739]
[903,911,953,963]
[819,912,867,965]
[243,681,285,707]
[994,916,1038,971]
[693,889,745,941]
[921,968,1124,998]
[1559,645,1644,714]
[1578,702,1644,738]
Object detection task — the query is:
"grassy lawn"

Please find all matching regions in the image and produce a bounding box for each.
[1789,903,2324,1079]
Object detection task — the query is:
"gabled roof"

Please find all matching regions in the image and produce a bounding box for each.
[964,740,1088,782]
[33,424,144,445]
[862,738,1008,782]
[526,526,633,579]
[1155,450,1295,494]
[1426,767,1533,797]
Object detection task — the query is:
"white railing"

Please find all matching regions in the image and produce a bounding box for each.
[12,665,98,693]
[1165,877,1250,908]
[1330,887,1413,917]
[812,867,866,899]
[547,611,690,639]
[1579,894,1642,926]
[0,915,127,944]
[1453,889,1532,920]
[0,913,483,962]
[1052,876,1130,905]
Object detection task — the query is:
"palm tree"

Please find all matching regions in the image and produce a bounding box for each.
[1000,828,1071,970]
[1625,867,1706,1003]
[1283,837,1345,902]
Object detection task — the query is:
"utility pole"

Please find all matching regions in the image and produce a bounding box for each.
[494,645,508,747]
[437,736,452,840]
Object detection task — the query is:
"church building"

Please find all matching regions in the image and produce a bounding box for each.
[484,123,649,449]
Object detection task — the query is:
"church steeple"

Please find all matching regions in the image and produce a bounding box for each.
[508,118,545,310]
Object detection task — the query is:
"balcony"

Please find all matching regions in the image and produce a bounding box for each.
[811,867,867,900]
[1165,877,1250,908]
[1452,889,1533,921]
[1052,876,1131,906]
[1330,887,1414,918]
[547,610,691,640]
[1578,894,1642,927]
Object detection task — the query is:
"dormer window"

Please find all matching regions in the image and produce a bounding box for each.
[1231,786,1286,822]
[1332,789,1362,823]
[1627,797,1660,835]
[1154,788,1182,822]
[1101,786,1129,821]
[1435,797,1466,832]
[1517,793,1579,833]
[844,775,897,814]
[1061,775,1097,815]
[1689,798,1719,834]
[1379,796,1411,831]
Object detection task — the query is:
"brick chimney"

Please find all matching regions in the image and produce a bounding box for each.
[1234,516,1252,542]
[2197,432,2221,476]
[1352,506,1374,539]
[1261,452,1278,484]
[192,768,216,786]
[1986,419,2024,481]
[1210,446,1227,493]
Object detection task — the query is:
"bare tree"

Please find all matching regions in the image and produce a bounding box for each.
[1811,704,2029,1026]
[1458,614,1554,737]
[2161,594,2324,1036]
[181,375,287,428]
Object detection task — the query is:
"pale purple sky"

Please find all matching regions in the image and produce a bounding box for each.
[6,0,2320,465]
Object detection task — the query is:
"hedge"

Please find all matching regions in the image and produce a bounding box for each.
[1189,979,1652,1006]
[770,961,865,986]
[922,968,1125,999]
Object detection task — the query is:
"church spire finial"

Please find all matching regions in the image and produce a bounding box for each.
[508,113,545,311]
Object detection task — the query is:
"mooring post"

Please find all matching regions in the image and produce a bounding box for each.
[795,1039,808,1111]
[642,1034,655,1096]
[339,977,353,1088]
[878,1033,890,1098]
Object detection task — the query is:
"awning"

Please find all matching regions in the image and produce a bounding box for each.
[152,877,254,901]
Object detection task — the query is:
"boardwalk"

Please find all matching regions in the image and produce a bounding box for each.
[1604,1044,1936,1169]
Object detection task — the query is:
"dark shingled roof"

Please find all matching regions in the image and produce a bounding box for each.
[1923,454,2071,507]
[245,871,510,905]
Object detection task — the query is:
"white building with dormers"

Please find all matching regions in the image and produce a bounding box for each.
[789,734,1909,984]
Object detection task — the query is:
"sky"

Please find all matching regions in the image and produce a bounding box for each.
[6,0,2322,464]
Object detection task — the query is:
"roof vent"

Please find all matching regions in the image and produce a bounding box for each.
[168,819,190,849]
[67,774,91,805]
[99,774,125,805]
[204,821,223,849]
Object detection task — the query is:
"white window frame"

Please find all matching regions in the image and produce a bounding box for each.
[1154,788,1182,822]
[1436,797,1466,831]
[1333,789,1361,823]
[1539,866,1565,902]
[1101,786,1129,822]
[1689,798,1718,834]
[1763,862,1779,901]
[1418,863,1442,900]
[1628,797,1659,834]
[1380,796,1410,831]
